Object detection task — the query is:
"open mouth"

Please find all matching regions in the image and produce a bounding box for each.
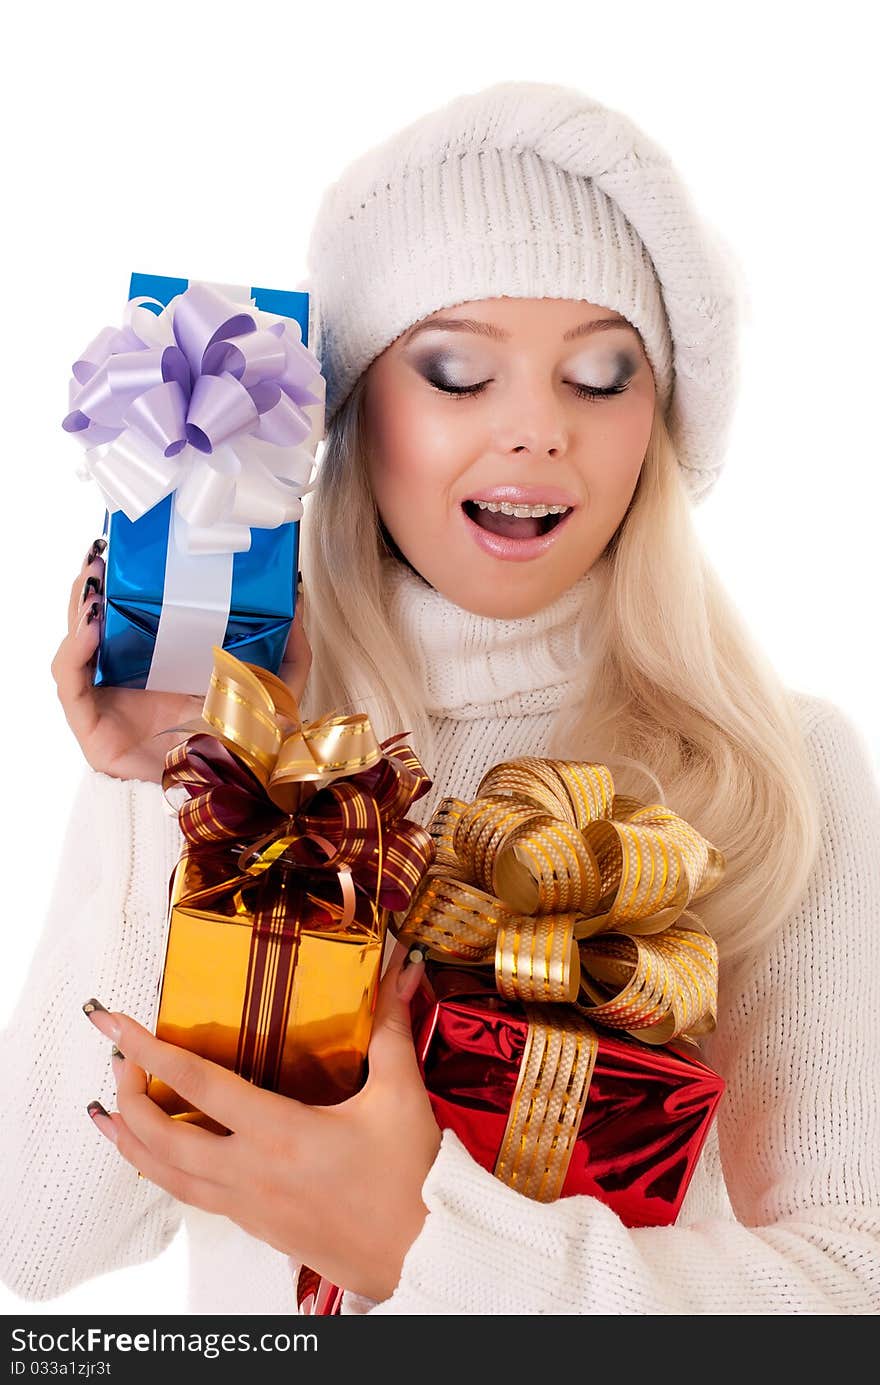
[461,500,573,540]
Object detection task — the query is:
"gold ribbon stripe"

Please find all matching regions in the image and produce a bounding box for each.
[494,1006,599,1202]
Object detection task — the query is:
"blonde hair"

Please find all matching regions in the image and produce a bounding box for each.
[299,371,821,972]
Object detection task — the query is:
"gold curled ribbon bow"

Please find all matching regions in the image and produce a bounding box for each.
[199,643,385,803]
[163,644,435,932]
[396,755,725,1044]
[394,756,726,1200]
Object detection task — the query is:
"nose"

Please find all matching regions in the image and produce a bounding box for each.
[496,381,568,458]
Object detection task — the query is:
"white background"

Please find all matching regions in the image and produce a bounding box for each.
[2,0,877,1316]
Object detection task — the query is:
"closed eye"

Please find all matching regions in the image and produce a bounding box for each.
[429,379,628,402]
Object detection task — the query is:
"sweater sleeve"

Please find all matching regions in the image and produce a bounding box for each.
[365,699,880,1315]
[0,768,186,1302]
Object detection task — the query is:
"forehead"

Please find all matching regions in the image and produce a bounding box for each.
[400,300,642,348]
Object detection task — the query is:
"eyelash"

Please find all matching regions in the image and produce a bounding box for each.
[429,379,627,402]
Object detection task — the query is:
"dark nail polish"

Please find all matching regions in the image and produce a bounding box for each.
[87,1099,110,1120]
[82,998,108,1017]
[111,1045,124,1061]
[403,945,426,970]
[86,537,107,565]
[81,574,103,604]
[86,601,102,625]
[296,569,304,593]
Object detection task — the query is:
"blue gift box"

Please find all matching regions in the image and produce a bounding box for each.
[92,272,314,693]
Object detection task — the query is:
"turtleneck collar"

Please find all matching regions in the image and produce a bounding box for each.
[381,554,610,720]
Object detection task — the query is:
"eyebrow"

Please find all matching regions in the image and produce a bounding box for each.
[402,312,640,344]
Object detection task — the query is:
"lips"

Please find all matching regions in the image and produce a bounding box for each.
[464,485,579,507]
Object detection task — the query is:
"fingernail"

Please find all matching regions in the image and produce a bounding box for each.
[296,569,304,595]
[86,1100,118,1143]
[86,537,107,565]
[81,574,103,604]
[111,1045,125,1062]
[82,998,121,1042]
[86,600,102,625]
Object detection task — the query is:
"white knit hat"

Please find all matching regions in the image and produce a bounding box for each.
[302,80,748,503]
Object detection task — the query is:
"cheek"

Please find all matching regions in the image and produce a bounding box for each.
[367,391,470,514]
[583,404,652,506]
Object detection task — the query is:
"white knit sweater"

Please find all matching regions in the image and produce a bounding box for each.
[2,557,879,1315]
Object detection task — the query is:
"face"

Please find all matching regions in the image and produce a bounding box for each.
[361,297,656,618]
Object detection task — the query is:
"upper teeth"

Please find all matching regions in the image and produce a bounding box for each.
[471,501,571,517]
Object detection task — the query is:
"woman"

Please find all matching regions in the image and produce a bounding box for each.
[3,80,878,1315]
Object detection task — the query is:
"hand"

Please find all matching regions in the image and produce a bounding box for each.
[83,941,441,1303]
[51,540,312,784]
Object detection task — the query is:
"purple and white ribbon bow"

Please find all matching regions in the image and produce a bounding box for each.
[63,282,324,554]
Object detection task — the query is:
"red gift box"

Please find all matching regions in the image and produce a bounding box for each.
[409,961,725,1227]
[294,959,724,1314]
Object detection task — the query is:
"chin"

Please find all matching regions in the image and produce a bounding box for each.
[438,573,573,620]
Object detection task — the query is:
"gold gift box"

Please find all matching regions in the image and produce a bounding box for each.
[144,643,435,1136]
[147,844,387,1134]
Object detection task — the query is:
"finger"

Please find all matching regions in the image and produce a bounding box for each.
[51,597,103,745]
[114,1050,234,1182]
[365,942,426,1084]
[68,539,107,631]
[280,603,309,666]
[88,1106,229,1215]
[392,940,427,1005]
[279,600,312,703]
[86,1007,302,1136]
[152,692,210,743]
